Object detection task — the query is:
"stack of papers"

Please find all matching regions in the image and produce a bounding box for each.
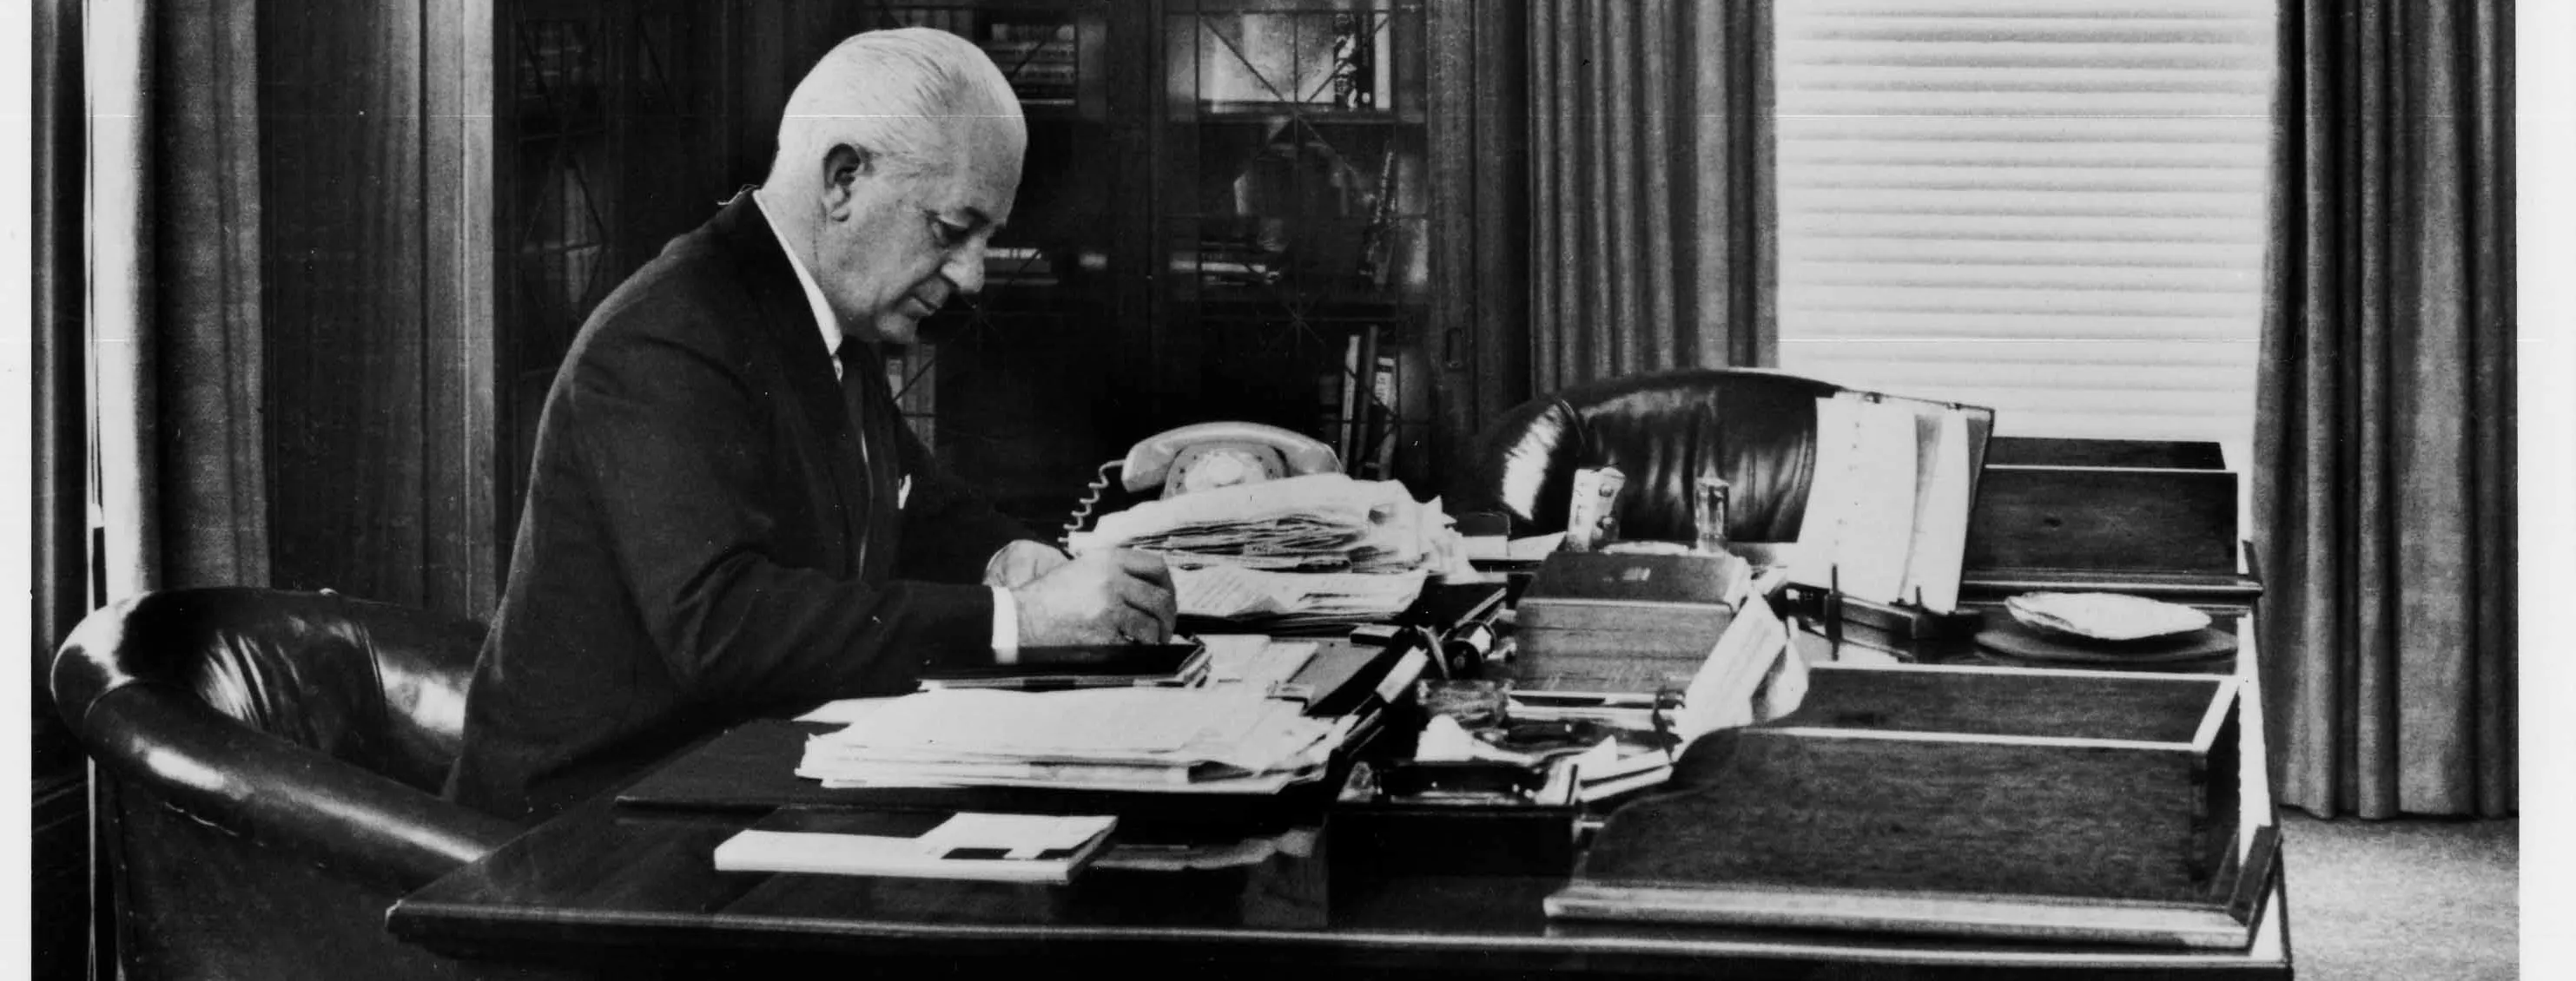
[1173,565,1429,633]
[1072,473,1442,572]
[1069,472,1458,627]
[796,687,1347,794]
[1563,737,1680,802]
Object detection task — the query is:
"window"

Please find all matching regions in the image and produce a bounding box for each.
[1773,1,2275,469]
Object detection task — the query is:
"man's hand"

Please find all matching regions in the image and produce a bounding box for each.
[1012,549,1178,646]
[983,539,1073,589]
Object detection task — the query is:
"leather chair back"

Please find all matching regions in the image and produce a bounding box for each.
[1448,368,1845,543]
[52,587,525,981]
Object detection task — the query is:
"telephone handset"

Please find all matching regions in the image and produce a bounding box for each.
[1065,421,1341,543]
[1121,421,1340,496]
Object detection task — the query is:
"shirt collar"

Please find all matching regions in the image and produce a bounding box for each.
[750,188,845,371]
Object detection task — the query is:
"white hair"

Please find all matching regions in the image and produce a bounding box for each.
[767,28,1024,189]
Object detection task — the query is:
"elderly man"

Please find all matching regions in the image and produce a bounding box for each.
[448,29,1175,821]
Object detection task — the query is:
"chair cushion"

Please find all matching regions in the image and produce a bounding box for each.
[52,587,485,794]
[1450,369,1844,543]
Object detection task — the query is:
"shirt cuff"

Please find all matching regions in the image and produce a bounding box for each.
[990,586,1020,664]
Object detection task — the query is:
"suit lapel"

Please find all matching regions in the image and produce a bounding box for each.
[704,193,874,577]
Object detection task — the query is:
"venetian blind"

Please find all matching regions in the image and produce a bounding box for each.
[1773,1,2275,462]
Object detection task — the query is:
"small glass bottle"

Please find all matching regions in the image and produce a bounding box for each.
[1693,477,1733,554]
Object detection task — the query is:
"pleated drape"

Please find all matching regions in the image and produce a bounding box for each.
[2255,0,2515,819]
[1529,0,1773,392]
[89,0,273,598]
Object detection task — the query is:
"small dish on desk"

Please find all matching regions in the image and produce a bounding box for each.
[2005,591,2211,642]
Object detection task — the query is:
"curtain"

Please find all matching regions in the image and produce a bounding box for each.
[89,0,272,598]
[2255,0,2515,819]
[1528,0,1773,392]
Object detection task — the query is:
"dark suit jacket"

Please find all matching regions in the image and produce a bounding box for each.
[448,193,1039,821]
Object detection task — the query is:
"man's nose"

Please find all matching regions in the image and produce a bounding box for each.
[941,240,986,298]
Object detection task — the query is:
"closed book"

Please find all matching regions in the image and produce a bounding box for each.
[918,642,1208,691]
[1522,551,1747,609]
[1514,551,1748,695]
[1510,649,1709,696]
[1516,601,1736,637]
[714,808,1118,885]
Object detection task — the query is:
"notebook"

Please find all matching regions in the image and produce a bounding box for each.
[918,641,1211,691]
[712,807,1118,885]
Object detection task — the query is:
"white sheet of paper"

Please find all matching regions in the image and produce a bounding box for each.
[1172,565,1425,619]
[919,813,1115,857]
[797,696,897,726]
[1902,409,1974,614]
[1508,531,1568,560]
[1203,636,1318,694]
[1674,589,1793,736]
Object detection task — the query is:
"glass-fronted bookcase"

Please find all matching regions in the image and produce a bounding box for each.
[497,0,1487,545]
[1156,1,1433,488]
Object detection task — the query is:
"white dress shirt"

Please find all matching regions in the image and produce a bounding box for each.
[752,189,1020,661]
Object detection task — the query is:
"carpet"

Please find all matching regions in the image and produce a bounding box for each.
[2279,813,2519,979]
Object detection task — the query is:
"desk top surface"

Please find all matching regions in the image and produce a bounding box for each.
[389,625,2291,978]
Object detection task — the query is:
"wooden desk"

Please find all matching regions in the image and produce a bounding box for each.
[388,624,2293,979]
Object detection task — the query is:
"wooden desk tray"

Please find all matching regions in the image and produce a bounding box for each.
[1964,438,2260,610]
[1547,663,2264,949]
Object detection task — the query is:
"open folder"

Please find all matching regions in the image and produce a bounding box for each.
[1789,392,1993,614]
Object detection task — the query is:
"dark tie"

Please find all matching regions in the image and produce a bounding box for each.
[836,341,903,582]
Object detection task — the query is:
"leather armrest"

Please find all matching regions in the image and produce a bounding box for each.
[78,682,519,892]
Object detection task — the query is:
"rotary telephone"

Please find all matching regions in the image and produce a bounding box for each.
[1064,421,1341,541]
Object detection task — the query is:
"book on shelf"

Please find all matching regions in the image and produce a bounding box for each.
[981,21,1079,102]
[1316,328,1400,480]
[888,9,974,36]
[1362,350,1397,479]
[1337,332,1366,468]
[1353,150,1401,287]
[714,807,1118,885]
[984,246,1058,288]
[1326,12,1381,110]
[1183,10,1393,113]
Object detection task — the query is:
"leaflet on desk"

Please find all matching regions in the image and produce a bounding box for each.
[713,811,1118,884]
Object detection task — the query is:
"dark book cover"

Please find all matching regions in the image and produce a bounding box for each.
[1522,552,1746,609]
[919,642,1209,690]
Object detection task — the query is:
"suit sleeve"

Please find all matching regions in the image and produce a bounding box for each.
[568,306,995,704]
[888,411,1052,584]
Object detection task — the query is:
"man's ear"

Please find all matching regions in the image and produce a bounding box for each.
[818,143,872,220]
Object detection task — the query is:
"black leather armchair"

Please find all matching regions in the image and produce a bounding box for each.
[1447,368,1845,543]
[50,587,545,980]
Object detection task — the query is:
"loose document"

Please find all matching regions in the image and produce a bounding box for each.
[795,686,1346,794]
[1068,473,1464,629]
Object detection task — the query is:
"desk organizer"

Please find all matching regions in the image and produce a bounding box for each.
[1961,437,2262,609]
[1324,759,1582,879]
[1548,662,2274,949]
